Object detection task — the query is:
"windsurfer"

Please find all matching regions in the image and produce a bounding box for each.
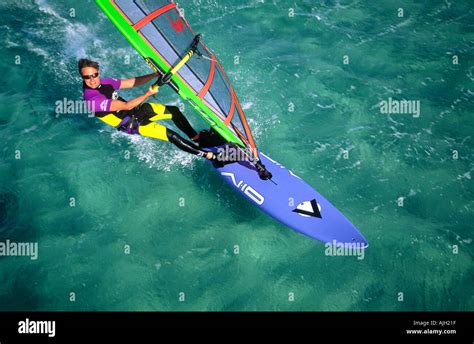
[79,58,218,161]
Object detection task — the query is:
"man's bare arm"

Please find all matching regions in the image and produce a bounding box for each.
[109,86,158,111]
[120,72,158,89]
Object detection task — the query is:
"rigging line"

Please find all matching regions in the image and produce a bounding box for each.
[198,55,218,62]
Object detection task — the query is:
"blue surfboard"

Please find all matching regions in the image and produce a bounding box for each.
[206,144,368,247]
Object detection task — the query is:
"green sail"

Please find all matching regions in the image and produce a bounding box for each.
[96,0,259,156]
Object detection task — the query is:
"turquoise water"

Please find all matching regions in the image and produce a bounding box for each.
[0,0,472,311]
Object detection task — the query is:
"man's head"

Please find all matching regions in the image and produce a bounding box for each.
[78,58,100,88]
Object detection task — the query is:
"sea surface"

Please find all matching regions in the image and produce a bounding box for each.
[0,0,472,311]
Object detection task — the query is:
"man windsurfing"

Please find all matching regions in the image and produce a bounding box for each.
[79,58,219,162]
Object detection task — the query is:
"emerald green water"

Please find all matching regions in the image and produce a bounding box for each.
[0,0,472,311]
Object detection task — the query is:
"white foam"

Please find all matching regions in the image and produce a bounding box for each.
[110,130,196,172]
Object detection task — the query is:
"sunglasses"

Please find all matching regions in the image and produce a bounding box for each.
[82,72,99,80]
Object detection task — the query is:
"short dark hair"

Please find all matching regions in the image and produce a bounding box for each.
[78,58,99,74]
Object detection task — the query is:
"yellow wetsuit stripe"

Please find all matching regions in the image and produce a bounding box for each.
[96,103,172,141]
[137,103,170,141]
[97,113,123,127]
[148,103,172,121]
[138,122,169,141]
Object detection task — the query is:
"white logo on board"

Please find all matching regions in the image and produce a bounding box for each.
[221,172,264,205]
[293,199,322,218]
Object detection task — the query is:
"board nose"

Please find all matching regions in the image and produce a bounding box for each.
[351,233,369,249]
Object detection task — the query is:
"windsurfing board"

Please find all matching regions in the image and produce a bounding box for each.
[206,144,368,247]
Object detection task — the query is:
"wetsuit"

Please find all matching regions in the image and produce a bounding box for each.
[83,78,208,157]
